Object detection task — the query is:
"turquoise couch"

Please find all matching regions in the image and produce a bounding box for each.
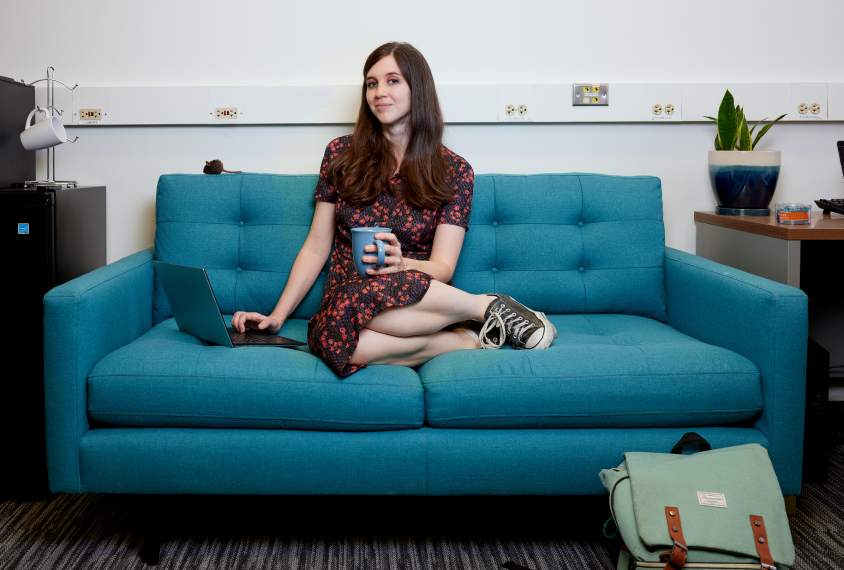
[43,173,808,497]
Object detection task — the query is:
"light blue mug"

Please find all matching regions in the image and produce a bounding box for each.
[351,227,392,277]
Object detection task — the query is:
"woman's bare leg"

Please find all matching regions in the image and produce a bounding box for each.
[349,327,479,368]
[365,280,491,337]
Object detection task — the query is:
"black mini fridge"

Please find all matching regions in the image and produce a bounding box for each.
[0,185,106,497]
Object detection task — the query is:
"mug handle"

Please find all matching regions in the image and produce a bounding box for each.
[375,240,386,269]
[24,107,50,130]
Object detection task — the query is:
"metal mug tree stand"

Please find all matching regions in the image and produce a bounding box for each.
[24,66,79,188]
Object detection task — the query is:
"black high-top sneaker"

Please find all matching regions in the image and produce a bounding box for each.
[482,294,557,350]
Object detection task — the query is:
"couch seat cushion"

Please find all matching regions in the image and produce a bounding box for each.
[418,314,762,428]
[88,318,424,431]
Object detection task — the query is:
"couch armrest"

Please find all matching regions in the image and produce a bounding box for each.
[43,247,155,493]
[664,247,808,494]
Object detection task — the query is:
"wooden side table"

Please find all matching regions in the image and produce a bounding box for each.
[695,211,844,289]
[695,211,844,484]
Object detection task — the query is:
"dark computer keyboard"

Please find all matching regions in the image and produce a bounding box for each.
[227,330,283,344]
[815,199,844,216]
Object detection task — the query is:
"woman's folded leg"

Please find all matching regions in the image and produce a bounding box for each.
[349,327,478,368]
[364,280,491,337]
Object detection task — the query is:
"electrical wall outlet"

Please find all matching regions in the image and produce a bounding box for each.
[78,108,102,124]
[501,102,530,121]
[497,86,534,122]
[215,107,238,119]
[651,102,678,121]
[573,83,609,106]
[791,83,826,121]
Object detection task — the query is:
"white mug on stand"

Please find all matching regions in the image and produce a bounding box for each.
[20,107,67,151]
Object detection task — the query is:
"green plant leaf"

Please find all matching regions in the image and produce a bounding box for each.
[717,90,736,152]
[749,117,767,138]
[715,133,722,150]
[751,114,787,150]
[738,116,751,150]
[732,106,744,149]
[704,116,718,121]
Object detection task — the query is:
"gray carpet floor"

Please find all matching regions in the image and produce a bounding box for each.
[1,431,842,570]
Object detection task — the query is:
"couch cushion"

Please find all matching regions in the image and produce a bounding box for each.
[152,173,326,325]
[152,173,667,326]
[418,314,762,428]
[88,317,424,431]
[451,174,667,321]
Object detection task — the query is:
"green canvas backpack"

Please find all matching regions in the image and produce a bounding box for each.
[600,433,795,570]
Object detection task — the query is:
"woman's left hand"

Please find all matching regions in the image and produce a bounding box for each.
[364,232,407,275]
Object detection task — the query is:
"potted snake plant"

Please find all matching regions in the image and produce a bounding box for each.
[706,90,786,215]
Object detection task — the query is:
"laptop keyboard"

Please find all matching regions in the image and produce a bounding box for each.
[227,330,286,345]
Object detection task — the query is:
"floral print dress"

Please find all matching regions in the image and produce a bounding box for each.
[307,135,474,377]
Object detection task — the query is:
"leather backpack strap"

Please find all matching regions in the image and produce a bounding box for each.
[661,506,688,570]
[749,515,777,570]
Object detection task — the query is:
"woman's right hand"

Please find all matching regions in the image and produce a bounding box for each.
[231,311,283,334]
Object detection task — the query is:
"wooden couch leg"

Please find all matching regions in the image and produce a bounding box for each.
[784,495,797,516]
[137,496,162,566]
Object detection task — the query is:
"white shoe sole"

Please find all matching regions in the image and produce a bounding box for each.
[523,311,556,350]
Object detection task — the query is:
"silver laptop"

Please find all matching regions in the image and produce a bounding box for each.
[153,261,305,348]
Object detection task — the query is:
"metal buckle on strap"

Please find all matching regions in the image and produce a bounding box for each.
[673,541,688,553]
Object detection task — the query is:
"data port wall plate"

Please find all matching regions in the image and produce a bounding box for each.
[791,83,827,121]
[109,87,209,125]
[497,85,535,122]
[34,86,74,125]
[208,86,244,123]
[572,83,609,106]
[681,83,791,122]
[243,86,360,124]
[828,83,844,121]
[69,87,109,125]
[538,84,682,122]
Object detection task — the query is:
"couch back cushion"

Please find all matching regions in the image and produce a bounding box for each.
[153,174,324,325]
[153,172,666,324]
[451,174,666,320]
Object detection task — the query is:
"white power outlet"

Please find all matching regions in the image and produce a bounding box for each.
[798,103,808,114]
[501,103,531,121]
[215,107,238,119]
[78,108,103,124]
[651,103,678,121]
[498,86,534,122]
[810,103,821,114]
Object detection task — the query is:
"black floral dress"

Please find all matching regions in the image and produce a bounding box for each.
[307,135,474,377]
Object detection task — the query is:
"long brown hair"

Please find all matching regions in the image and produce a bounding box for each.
[327,42,454,210]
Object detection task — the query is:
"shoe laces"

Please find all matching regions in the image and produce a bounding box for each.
[494,305,538,345]
[479,312,505,349]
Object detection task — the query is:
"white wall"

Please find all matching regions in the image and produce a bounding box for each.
[3,0,844,262]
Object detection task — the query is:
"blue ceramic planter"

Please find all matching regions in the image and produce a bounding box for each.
[708,151,781,213]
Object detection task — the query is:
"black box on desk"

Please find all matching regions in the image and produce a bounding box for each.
[0,75,36,187]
